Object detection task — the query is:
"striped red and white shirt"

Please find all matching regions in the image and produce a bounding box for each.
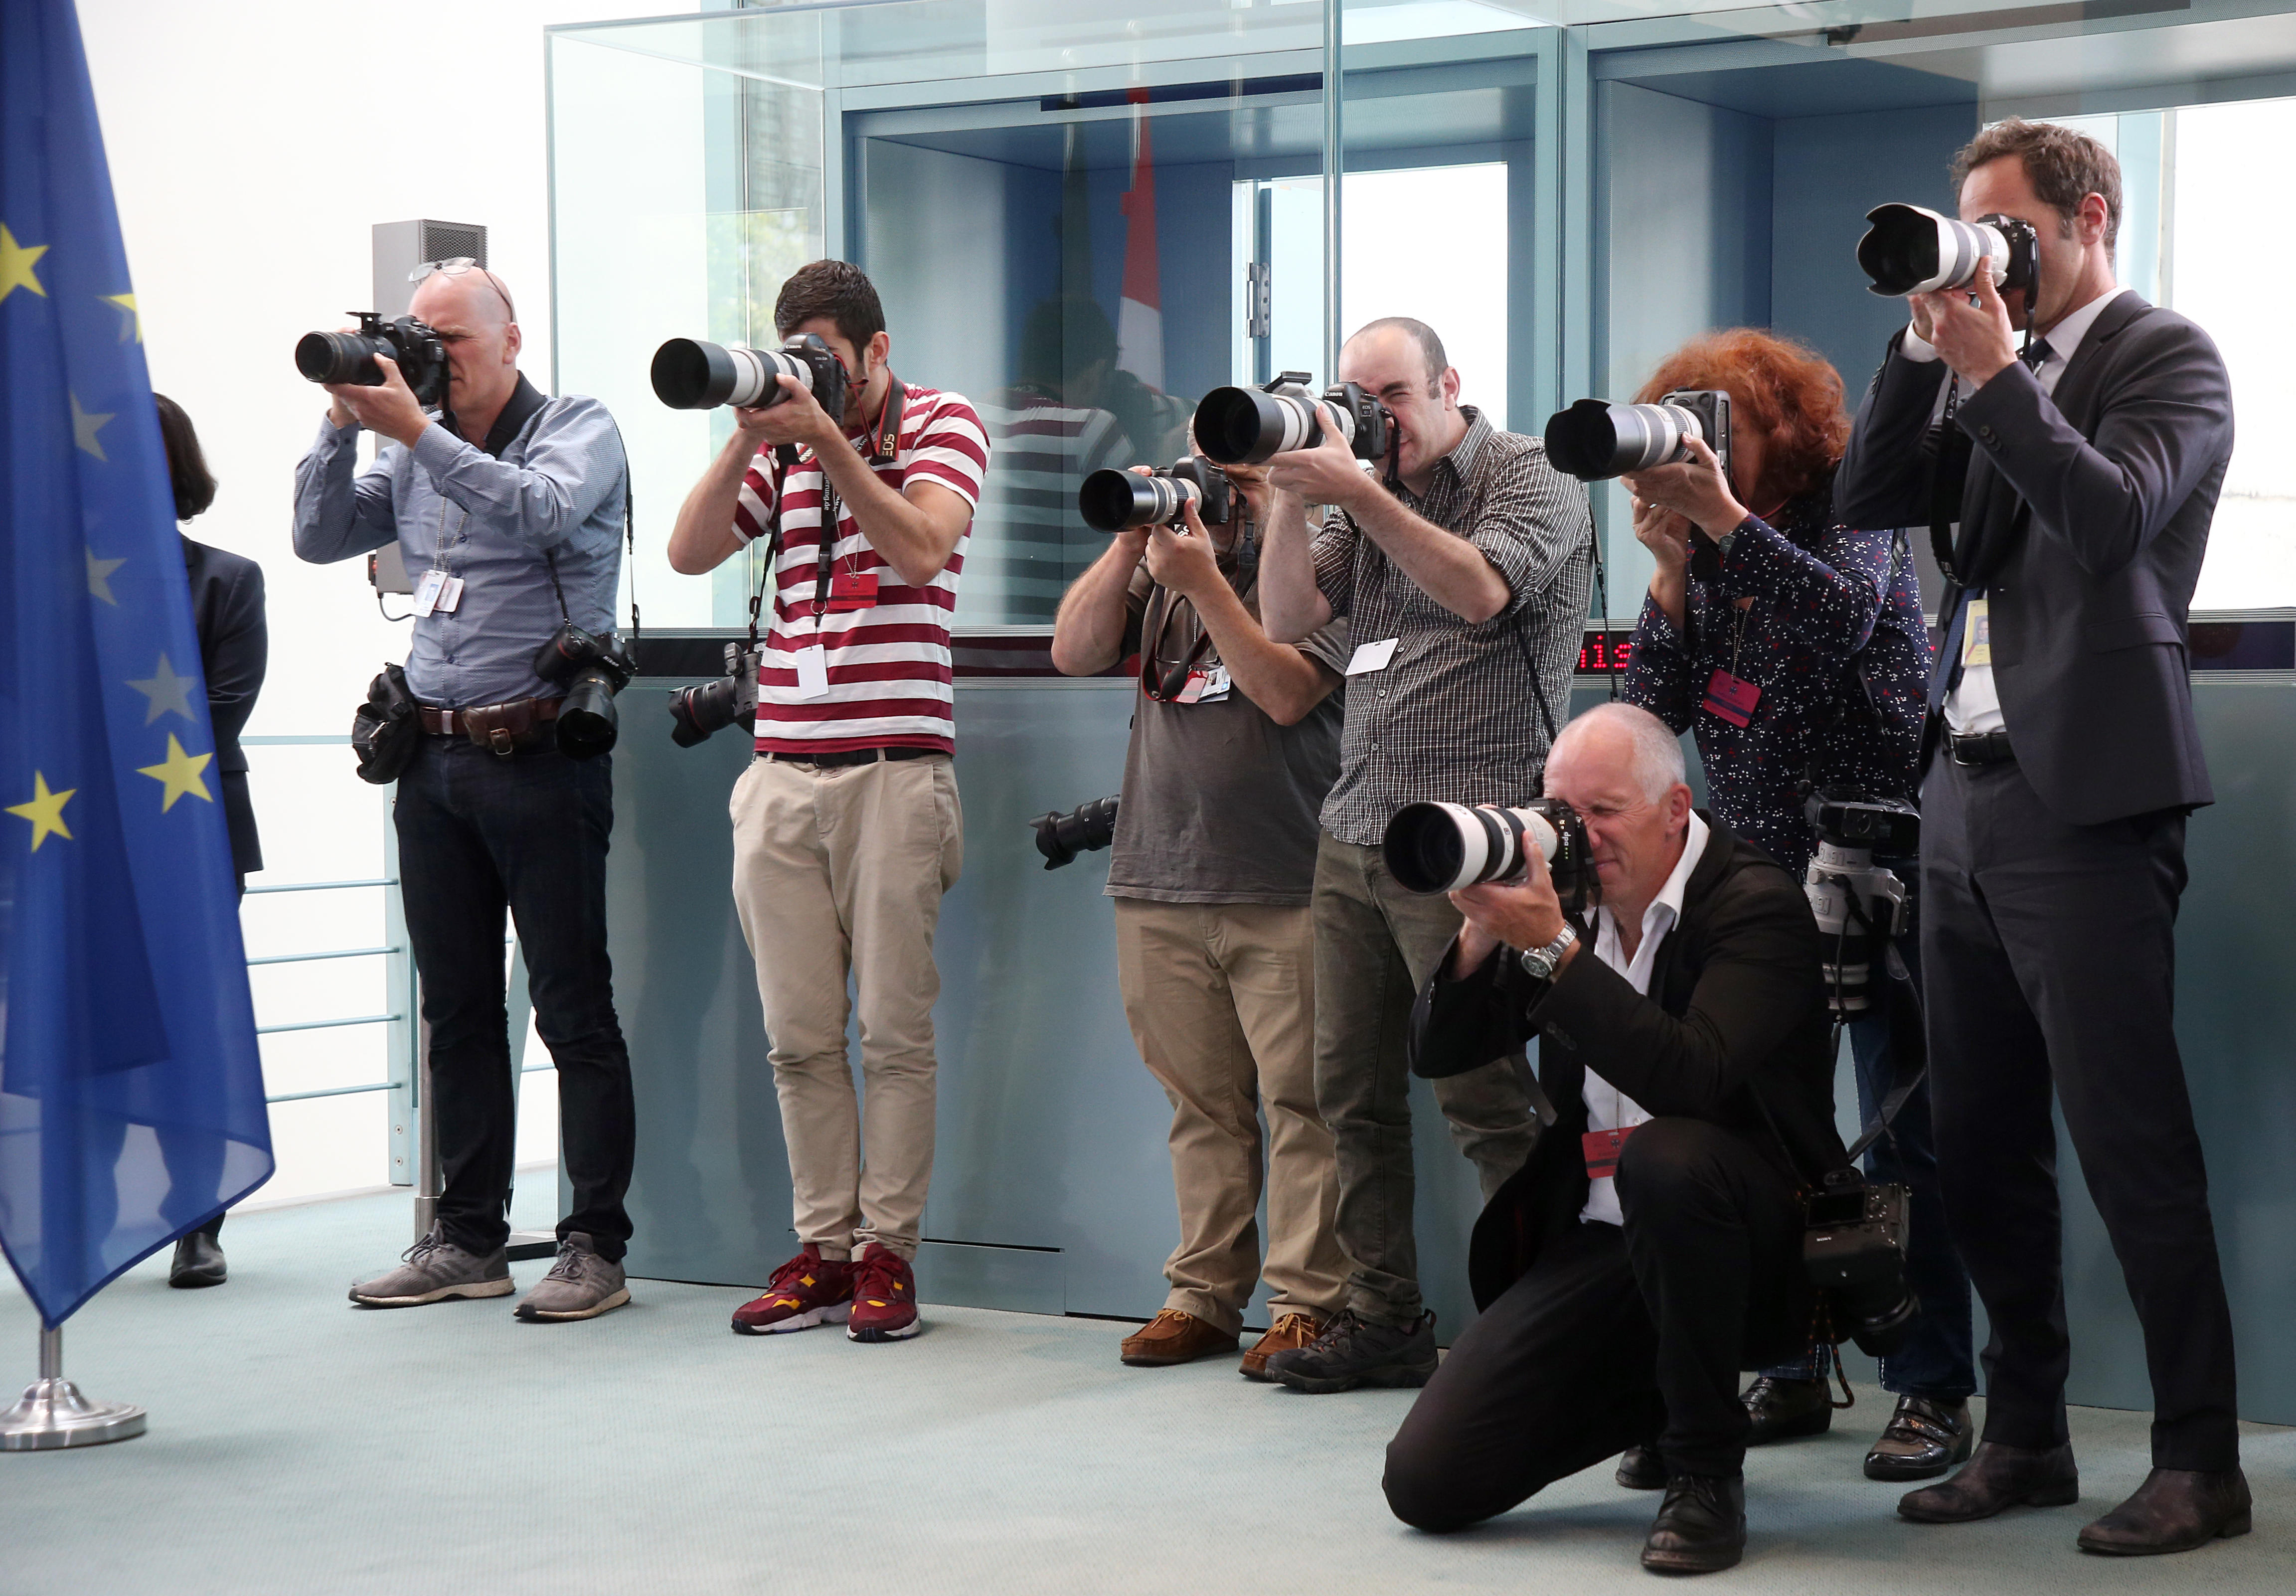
[731,382,988,755]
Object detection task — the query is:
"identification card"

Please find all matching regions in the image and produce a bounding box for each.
[1962,596,1992,667]
[1582,1125,1638,1180]
[412,568,446,618]
[1345,637,1400,675]
[1701,668,1761,727]
[433,575,464,614]
[827,570,880,612]
[1176,663,1232,705]
[793,642,832,701]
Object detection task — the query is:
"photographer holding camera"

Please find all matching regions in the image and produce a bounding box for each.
[292,262,638,1322]
[1384,703,1850,1575]
[1616,330,1974,1479]
[1050,446,1353,1376]
[666,260,986,1344]
[1835,120,2244,1551]
[1248,318,1594,1394]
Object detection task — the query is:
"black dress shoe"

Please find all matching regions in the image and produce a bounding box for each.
[1617,1444,1667,1490]
[1864,1395,1974,1481]
[1898,1440,2079,1523]
[1741,1374,1830,1445]
[2077,1467,2251,1555]
[1641,1473,1746,1576]
[168,1228,227,1289]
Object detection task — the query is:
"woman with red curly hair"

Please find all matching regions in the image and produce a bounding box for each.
[1615,328,1971,1488]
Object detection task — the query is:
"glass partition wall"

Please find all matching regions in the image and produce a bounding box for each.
[552,0,2296,632]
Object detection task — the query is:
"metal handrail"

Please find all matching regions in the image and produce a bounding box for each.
[263,1059,553,1107]
[243,877,397,895]
[257,1012,402,1036]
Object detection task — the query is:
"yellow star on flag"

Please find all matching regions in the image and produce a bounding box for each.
[138,734,213,812]
[71,392,114,461]
[103,292,142,343]
[0,224,47,304]
[6,772,76,851]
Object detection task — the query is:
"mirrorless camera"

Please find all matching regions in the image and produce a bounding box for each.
[1191,372,1393,467]
[666,641,763,748]
[295,312,451,409]
[1381,798,1598,914]
[533,624,634,760]
[1802,787,1919,1017]
[1857,204,2039,300]
[1544,389,1733,484]
[650,332,849,422]
[1031,796,1120,870]
[1077,458,1235,533]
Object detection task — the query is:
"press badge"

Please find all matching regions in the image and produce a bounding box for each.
[1345,637,1399,675]
[1176,663,1232,705]
[1963,597,1992,667]
[793,642,832,701]
[411,570,463,618]
[1583,1125,1638,1180]
[827,570,879,612]
[1702,669,1761,727]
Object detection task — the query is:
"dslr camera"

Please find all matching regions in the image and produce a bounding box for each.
[650,332,849,422]
[1381,798,1598,914]
[1857,203,2038,300]
[1077,458,1234,533]
[295,312,451,409]
[1544,390,1732,484]
[1191,372,1393,467]
[1803,1168,1920,1357]
[1802,787,1919,1017]
[1031,796,1119,870]
[666,641,763,749]
[532,624,634,759]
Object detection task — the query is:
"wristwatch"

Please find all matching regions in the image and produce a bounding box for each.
[1516,923,1578,982]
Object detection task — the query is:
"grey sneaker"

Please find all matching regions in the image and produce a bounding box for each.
[349,1230,512,1307]
[513,1233,630,1322]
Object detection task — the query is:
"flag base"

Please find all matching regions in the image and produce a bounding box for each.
[0,1328,144,1451]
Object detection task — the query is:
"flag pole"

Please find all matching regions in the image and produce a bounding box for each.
[0,1324,145,1450]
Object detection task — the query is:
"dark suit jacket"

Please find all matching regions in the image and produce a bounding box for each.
[1834,293,2231,824]
[183,536,267,876]
[1409,815,1844,1314]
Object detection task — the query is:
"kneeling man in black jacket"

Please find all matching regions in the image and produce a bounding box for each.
[1384,702,1846,1575]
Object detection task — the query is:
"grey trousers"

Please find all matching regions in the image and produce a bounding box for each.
[1312,832,1539,1325]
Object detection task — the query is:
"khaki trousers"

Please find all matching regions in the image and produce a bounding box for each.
[1113,898,1349,1336]
[729,754,963,1261]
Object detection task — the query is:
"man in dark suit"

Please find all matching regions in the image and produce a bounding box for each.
[1382,703,1848,1576]
[1834,120,2245,1554]
[157,393,268,1288]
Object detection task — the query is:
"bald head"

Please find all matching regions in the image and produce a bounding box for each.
[407,268,522,435]
[1550,703,1686,803]
[409,267,515,332]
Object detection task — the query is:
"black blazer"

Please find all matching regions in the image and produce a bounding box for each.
[1834,293,2231,824]
[182,536,267,877]
[1409,816,1843,1312]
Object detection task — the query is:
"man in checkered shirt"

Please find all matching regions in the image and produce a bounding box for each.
[1254,317,1594,1393]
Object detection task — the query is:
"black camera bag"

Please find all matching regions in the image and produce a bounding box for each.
[351,662,422,785]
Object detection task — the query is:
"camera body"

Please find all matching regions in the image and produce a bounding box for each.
[1857,203,2039,301]
[1803,787,1919,1016]
[532,623,634,760]
[1077,458,1235,533]
[1543,389,1733,485]
[650,332,849,422]
[1803,1168,1920,1357]
[1031,795,1120,870]
[667,641,763,748]
[295,312,451,409]
[1191,372,1394,467]
[1381,798,1598,914]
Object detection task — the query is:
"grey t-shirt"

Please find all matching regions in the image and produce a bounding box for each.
[1105,558,1351,906]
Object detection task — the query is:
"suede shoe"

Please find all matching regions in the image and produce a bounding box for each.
[1265,1307,1438,1393]
[1240,1313,1321,1381]
[1617,1444,1668,1490]
[168,1227,226,1289]
[732,1245,853,1335]
[1121,1308,1237,1367]
[1898,1440,2080,1523]
[514,1233,629,1322]
[1741,1373,1830,1444]
[847,1243,921,1342]
[2077,1467,2251,1556]
[1865,1395,1973,1481]
[349,1230,512,1307]
[1641,1473,1746,1575]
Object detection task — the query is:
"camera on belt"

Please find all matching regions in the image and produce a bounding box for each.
[1380,798,1599,915]
[295,312,452,409]
[1190,372,1393,467]
[649,332,849,421]
[1077,458,1234,534]
[1543,389,1732,485]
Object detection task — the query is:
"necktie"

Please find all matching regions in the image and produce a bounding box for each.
[1937,339,2053,702]
[2020,338,2052,378]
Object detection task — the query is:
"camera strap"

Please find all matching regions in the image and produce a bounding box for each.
[808,375,906,619]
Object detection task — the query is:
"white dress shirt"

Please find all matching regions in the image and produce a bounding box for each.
[1901,287,2133,735]
[1578,810,1711,1227]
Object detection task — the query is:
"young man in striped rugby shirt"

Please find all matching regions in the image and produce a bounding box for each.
[668,260,989,1343]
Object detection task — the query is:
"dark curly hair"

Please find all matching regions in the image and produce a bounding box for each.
[773,259,886,352]
[1634,329,1849,510]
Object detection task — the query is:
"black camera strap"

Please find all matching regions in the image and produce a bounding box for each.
[807,374,905,619]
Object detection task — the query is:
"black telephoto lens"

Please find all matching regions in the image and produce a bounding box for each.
[557,673,621,759]
[295,329,385,387]
[667,675,744,747]
[1031,796,1120,869]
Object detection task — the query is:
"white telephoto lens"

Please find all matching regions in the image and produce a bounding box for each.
[723,347,771,408]
[1318,398,1357,449]
[1523,807,1562,864]
[1436,802,1490,889]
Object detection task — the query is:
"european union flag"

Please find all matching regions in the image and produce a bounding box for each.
[1,0,272,1327]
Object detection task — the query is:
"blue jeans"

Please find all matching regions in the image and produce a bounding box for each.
[1758,938,1975,1401]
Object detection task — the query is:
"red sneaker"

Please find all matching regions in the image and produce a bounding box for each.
[846,1243,921,1342]
[730,1245,853,1335]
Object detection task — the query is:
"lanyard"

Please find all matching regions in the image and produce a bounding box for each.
[809,375,905,619]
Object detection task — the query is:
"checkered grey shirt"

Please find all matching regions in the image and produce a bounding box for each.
[1312,406,1594,846]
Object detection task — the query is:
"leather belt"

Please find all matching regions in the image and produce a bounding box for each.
[759,746,939,769]
[1948,729,2015,767]
[421,696,561,756]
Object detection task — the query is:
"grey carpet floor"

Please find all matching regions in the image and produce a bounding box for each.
[2,1190,2291,1595]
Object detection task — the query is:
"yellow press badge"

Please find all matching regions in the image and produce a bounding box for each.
[1963,597,1992,667]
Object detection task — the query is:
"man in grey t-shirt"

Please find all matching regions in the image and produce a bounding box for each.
[1052,453,1352,1379]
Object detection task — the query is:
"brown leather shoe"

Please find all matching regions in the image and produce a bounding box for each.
[2077,1467,2251,1555]
[1899,1440,2080,1523]
[1239,1312,1321,1381]
[1120,1308,1237,1367]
